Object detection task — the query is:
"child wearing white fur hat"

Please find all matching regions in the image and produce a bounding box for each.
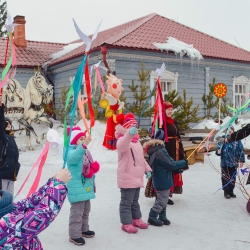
[66,126,100,246]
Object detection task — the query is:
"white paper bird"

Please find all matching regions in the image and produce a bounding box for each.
[5,13,18,32]
[155,63,166,77]
[73,19,102,52]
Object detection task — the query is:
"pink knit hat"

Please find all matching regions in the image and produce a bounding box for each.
[67,126,87,145]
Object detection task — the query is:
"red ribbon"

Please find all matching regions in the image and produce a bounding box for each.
[14,141,50,199]
[84,60,95,128]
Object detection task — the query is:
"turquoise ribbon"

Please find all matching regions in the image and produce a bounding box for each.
[63,54,87,168]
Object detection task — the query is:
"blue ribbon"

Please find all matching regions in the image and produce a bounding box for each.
[63,54,87,168]
[214,171,237,195]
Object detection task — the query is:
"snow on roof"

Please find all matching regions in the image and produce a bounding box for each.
[51,42,84,60]
[153,37,203,61]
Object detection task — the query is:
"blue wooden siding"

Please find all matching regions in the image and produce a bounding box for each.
[3,48,250,129]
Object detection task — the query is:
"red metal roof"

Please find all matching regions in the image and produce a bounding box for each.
[0,38,66,67]
[51,13,250,65]
[2,13,250,68]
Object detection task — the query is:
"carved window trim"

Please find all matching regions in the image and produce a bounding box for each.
[233,76,250,115]
[150,69,179,107]
[107,59,116,73]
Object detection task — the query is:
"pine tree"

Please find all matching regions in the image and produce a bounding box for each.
[173,90,202,129]
[202,77,219,119]
[164,89,182,108]
[125,62,154,127]
[0,0,7,37]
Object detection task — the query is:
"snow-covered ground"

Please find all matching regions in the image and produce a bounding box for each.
[12,119,250,250]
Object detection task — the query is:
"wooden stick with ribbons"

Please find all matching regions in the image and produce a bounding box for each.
[187,129,215,160]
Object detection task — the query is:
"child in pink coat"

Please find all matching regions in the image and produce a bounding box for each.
[115,113,152,234]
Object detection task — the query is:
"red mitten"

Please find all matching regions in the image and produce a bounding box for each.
[90,161,100,173]
[84,168,95,178]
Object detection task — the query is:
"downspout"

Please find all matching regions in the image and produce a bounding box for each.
[101,45,111,75]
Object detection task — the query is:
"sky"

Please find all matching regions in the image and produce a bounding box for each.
[5,0,250,51]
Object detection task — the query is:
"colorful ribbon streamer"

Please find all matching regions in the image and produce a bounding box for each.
[14,141,50,199]
[214,99,250,141]
[1,32,17,88]
[63,54,87,168]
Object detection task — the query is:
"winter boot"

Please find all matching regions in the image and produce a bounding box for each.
[167,199,174,205]
[229,188,236,198]
[121,224,138,234]
[82,230,95,238]
[132,218,148,229]
[148,209,164,226]
[224,190,230,199]
[159,208,171,225]
[69,237,85,245]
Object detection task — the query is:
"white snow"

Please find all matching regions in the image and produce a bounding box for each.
[51,42,84,60]
[12,119,250,250]
[153,37,203,61]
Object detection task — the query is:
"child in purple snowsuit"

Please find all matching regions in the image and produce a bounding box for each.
[0,168,71,249]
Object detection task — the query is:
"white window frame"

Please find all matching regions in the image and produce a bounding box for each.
[233,76,250,116]
[150,69,179,107]
[81,75,87,99]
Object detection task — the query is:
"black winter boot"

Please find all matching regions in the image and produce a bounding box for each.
[229,188,236,198]
[167,199,174,205]
[148,209,164,226]
[82,230,95,238]
[224,190,230,199]
[159,208,171,225]
[69,237,85,245]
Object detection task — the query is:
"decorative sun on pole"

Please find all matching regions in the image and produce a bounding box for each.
[213,82,227,126]
[214,83,227,98]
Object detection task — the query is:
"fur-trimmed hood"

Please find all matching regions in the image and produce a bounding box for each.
[143,139,164,149]
[143,139,165,156]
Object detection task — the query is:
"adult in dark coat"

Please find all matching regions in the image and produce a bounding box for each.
[162,102,188,203]
[0,98,20,195]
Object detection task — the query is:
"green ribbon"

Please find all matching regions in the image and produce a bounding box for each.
[214,98,250,140]
[63,54,87,168]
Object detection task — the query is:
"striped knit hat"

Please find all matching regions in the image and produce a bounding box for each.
[67,126,87,145]
[116,113,137,129]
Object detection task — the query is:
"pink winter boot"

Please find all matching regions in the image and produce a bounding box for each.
[132,218,149,229]
[121,224,138,234]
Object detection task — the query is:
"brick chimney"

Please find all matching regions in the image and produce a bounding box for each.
[13,15,27,47]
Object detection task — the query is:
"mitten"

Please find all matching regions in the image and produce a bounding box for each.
[146,171,151,179]
[90,161,100,173]
[84,168,95,178]
[129,127,137,135]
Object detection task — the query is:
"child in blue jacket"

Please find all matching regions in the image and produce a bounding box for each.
[216,126,245,199]
[65,127,100,246]
[143,129,187,227]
